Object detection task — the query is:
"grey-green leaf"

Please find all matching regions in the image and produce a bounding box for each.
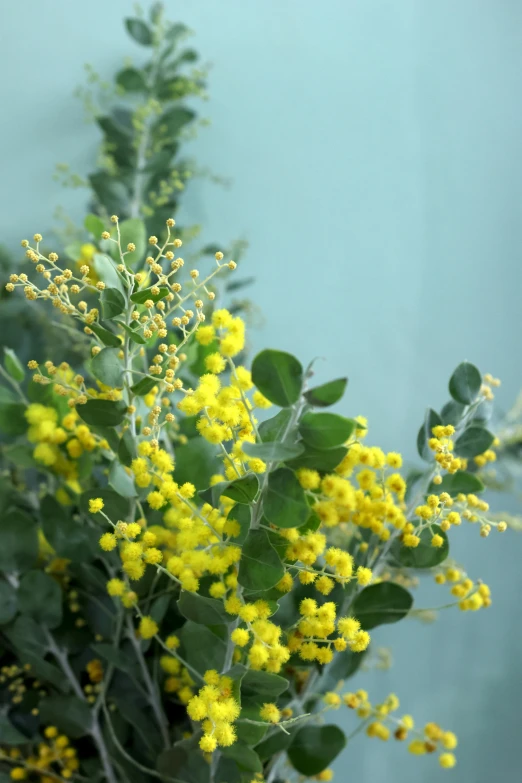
[91,347,124,388]
[454,426,494,459]
[264,468,310,529]
[238,530,284,592]
[251,349,303,408]
[304,377,348,407]
[352,582,413,630]
[242,440,304,462]
[449,362,482,405]
[299,412,356,450]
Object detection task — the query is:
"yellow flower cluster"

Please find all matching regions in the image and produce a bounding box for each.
[226,598,291,672]
[24,402,103,485]
[186,669,241,753]
[287,600,370,664]
[434,566,492,611]
[3,725,79,780]
[340,689,457,769]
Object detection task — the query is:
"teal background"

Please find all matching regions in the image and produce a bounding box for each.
[2,1,522,780]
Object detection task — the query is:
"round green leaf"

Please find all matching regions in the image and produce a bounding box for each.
[77,399,127,427]
[287,445,347,473]
[258,409,294,442]
[39,695,93,738]
[0,509,38,574]
[109,461,136,498]
[392,525,449,569]
[288,725,346,776]
[449,362,482,405]
[440,400,466,427]
[91,347,124,388]
[238,530,284,592]
[3,347,25,382]
[41,495,98,562]
[429,470,484,496]
[84,213,106,239]
[130,376,158,396]
[125,17,153,45]
[130,286,169,305]
[89,322,121,348]
[18,570,62,629]
[304,377,348,407]
[299,412,356,450]
[352,582,413,630]
[264,468,310,529]
[251,349,303,408]
[177,591,230,625]
[242,440,304,462]
[454,426,494,458]
[417,408,442,461]
[100,288,126,320]
[116,67,147,92]
[0,581,18,624]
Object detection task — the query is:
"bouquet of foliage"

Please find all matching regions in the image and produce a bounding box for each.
[0,210,509,783]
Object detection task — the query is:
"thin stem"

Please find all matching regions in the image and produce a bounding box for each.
[45,630,118,783]
[0,364,29,405]
[126,615,170,748]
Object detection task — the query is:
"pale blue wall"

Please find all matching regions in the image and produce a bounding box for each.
[2,1,522,780]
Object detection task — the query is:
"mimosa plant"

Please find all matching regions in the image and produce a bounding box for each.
[0,216,510,783]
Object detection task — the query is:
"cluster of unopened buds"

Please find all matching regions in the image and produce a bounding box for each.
[324,689,458,769]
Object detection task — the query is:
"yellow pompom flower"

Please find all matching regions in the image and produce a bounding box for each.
[89,498,104,514]
[139,616,159,640]
[99,533,117,551]
[259,703,281,723]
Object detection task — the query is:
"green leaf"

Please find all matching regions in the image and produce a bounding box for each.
[288,725,346,776]
[258,409,293,443]
[109,461,136,498]
[80,489,130,522]
[238,530,284,592]
[222,744,262,773]
[352,582,413,630]
[116,66,147,92]
[440,400,466,427]
[0,509,38,574]
[125,17,153,45]
[287,445,347,473]
[89,322,121,347]
[449,361,482,405]
[0,580,17,624]
[179,621,226,674]
[91,347,124,388]
[89,173,128,216]
[319,648,367,692]
[392,525,449,569]
[130,376,158,396]
[100,288,126,320]
[3,347,25,382]
[119,323,146,344]
[299,412,356,450]
[454,426,494,458]
[429,470,484,496]
[39,695,93,738]
[117,219,147,265]
[130,286,169,305]
[92,253,126,295]
[0,398,27,436]
[41,495,98,562]
[251,349,303,408]
[0,713,29,745]
[157,736,209,783]
[241,670,289,699]
[18,570,62,628]
[201,475,259,507]
[417,408,442,461]
[177,591,229,625]
[77,399,127,427]
[84,213,106,239]
[174,437,218,492]
[91,643,137,675]
[242,440,304,462]
[304,377,348,407]
[264,468,310,529]
[154,107,196,137]
[118,429,137,467]
[4,616,48,657]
